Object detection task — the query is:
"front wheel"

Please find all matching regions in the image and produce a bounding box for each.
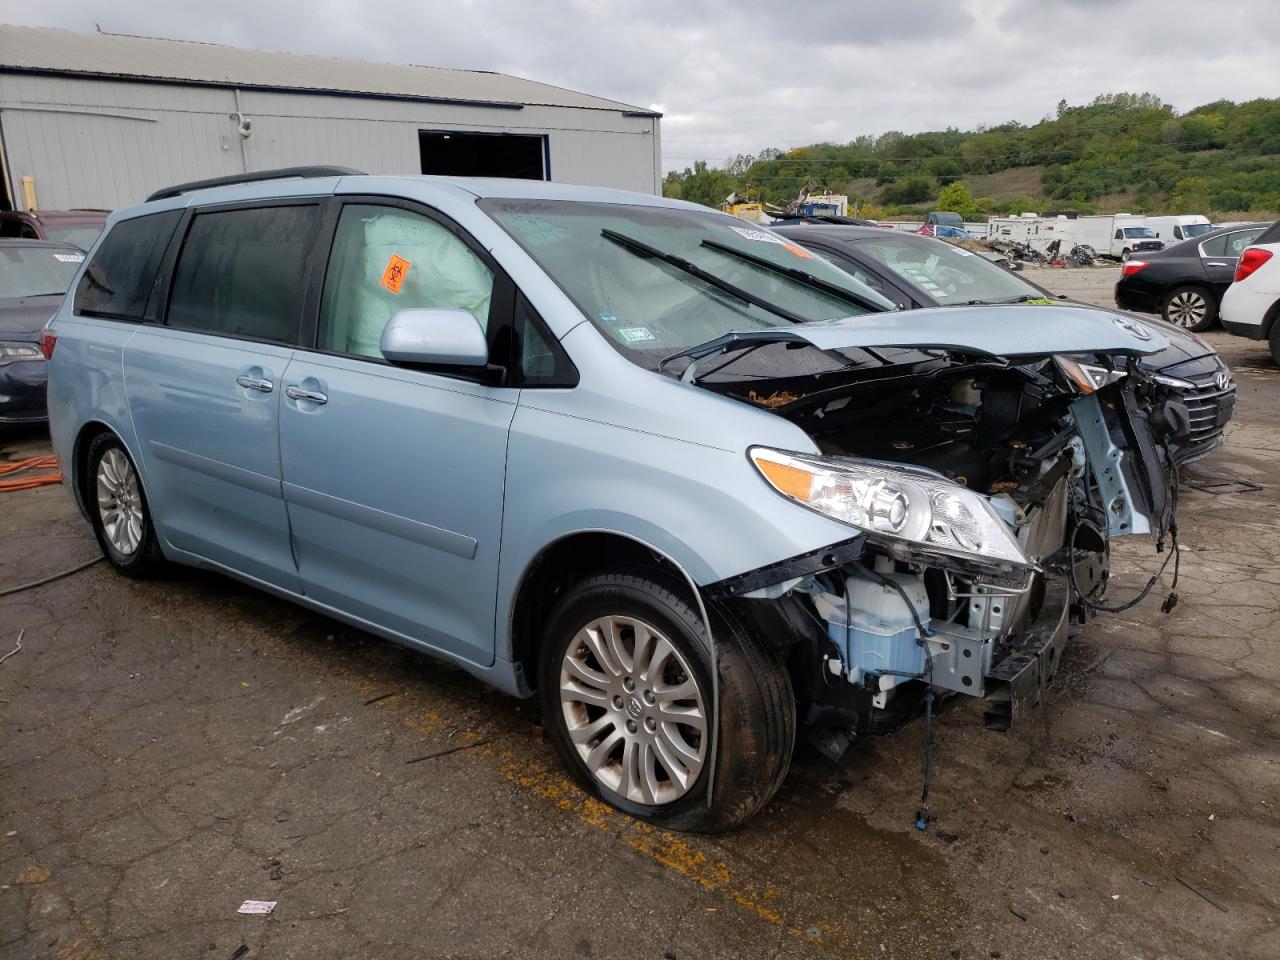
[1162,285,1217,331]
[538,570,795,832]
[86,433,164,577]
[1121,248,1132,262]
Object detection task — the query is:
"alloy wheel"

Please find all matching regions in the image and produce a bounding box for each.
[558,614,707,805]
[96,448,144,556]
[1167,290,1208,328]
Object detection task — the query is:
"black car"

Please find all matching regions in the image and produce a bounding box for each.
[771,223,1236,464]
[1114,222,1269,332]
[0,239,85,425]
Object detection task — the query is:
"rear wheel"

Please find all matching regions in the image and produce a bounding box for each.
[86,433,163,576]
[1269,315,1280,366]
[538,569,794,832]
[1161,285,1217,332]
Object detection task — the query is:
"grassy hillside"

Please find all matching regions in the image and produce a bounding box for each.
[663,93,1280,221]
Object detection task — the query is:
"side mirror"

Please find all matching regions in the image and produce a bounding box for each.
[380,308,489,368]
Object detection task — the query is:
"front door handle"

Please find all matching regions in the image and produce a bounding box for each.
[286,385,328,405]
[236,375,273,392]
[1205,261,1228,267]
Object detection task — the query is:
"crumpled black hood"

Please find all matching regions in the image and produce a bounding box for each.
[0,295,63,340]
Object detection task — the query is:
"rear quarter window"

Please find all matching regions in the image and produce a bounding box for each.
[74,211,182,320]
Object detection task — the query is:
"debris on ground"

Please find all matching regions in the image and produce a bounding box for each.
[236,900,277,915]
[1176,876,1228,912]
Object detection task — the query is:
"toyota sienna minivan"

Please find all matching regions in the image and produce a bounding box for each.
[46,168,1187,831]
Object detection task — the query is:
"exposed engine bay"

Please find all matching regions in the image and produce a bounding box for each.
[697,342,1186,751]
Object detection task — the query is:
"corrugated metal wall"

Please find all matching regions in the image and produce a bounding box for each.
[0,73,660,210]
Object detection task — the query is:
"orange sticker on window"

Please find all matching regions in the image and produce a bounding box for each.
[782,241,813,260]
[380,254,411,294]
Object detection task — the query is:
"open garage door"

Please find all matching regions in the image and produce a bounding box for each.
[419,130,548,180]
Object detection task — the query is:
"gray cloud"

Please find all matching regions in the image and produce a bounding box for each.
[0,0,1275,173]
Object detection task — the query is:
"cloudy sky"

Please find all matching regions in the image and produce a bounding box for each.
[3,0,1278,172]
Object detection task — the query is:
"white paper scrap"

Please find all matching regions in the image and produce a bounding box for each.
[238,900,277,915]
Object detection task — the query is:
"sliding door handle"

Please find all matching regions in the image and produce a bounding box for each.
[286,385,328,405]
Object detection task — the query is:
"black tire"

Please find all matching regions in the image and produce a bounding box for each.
[85,432,164,577]
[1120,248,1132,262]
[1161,284,1218,332]
[537,568,795,833]
[1269,316,1280,366]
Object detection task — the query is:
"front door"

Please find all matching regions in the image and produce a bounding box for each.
[1201,227,1267,292]
[279,202,517,666]
[124,202,320,592]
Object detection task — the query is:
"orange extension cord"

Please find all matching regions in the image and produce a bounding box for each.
[0,455,63,492]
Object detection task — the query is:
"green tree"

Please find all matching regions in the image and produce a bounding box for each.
[935,181,978,220]
[881,177,933,205]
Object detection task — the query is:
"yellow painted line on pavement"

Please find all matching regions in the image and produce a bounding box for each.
[356,681,860,953]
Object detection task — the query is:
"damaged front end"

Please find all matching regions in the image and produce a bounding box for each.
[694,310,1187,754]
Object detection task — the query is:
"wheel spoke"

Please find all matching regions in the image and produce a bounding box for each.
[568,712,615,745]
[619,737,640,800]
[585,728,624,770]
[581,623,624,678]
[603,617,633,675]
[563,653,611,692]
[656,703,706,734]
[639,742,661,804]
[630,622,656,678]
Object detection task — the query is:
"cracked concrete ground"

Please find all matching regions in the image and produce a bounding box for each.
[2,266,1277,959]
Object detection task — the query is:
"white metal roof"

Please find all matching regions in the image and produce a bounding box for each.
[0,24,655,115]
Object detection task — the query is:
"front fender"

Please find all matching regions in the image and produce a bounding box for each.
[495,402,858,660]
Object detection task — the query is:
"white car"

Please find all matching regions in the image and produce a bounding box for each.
[1221,218,1280,363]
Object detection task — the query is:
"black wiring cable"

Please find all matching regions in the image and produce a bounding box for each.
[863,565,937,830]
[0,556,103,598]
[1068,444,1181,614]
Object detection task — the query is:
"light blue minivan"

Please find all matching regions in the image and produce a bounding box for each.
[47,168,1184,831]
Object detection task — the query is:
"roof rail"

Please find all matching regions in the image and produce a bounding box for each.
[146,165,366,203]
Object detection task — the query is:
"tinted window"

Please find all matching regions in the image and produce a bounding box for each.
[167,205,317,343]
[0,244,83,299]
[73,211,181,320]
[317,205,494,359]
[0,219,38,239]
[514,293,575,385]
[1201,228,1265,258]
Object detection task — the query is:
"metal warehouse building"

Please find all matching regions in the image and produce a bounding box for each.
[0,24,662,211]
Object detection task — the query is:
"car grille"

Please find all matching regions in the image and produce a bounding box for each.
[1175,371,1235,463]
[1135,240,1164,252]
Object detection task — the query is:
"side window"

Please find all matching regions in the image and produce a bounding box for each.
[1227,229,1264,256]
[317,205,494,359]
[73,210,182,320]
[0,219,37,239]
[1114,229,1123,240]
[167,205,317,343]
[513,293,576,386]
[1173,226,1183,240]
[1199,233,1230,257]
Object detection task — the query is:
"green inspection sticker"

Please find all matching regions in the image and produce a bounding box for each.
[618,326,656,343]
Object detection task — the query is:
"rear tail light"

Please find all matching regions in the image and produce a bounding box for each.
[39,329,57,360]
[1121,260,1149,277]
[1235,247,1273,283]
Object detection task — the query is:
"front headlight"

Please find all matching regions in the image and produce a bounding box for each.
[1055,356,1126,394]
[0,341,43,365]
[1152,372,1195,390]
[749,447,1029,567]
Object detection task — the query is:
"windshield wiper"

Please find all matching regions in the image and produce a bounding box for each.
[601,229,809,324]
[699,238,883,312]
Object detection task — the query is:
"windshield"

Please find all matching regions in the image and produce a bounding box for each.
[480,199,891,367]
[1122,227,1156,239]
[1181,222,1213,239]
[848,235,1036,306]
[44,224,104,251]
[0,245,83,299]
